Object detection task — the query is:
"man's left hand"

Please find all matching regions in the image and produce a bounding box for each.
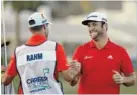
[112,70,124,84]
[1,65,7,73]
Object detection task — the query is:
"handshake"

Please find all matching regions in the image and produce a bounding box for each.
[68,60,81,86]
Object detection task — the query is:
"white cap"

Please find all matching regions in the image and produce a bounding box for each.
[28,12,51,27]
[82,12,107,25]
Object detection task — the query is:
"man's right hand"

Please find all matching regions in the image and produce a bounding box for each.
[69,60,81,77]
[69,60,81,86]
[70,60,81,70]
[61,60,81,86]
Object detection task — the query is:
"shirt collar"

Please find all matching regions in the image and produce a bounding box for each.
[25,34,47,45]
[90,39,113,49]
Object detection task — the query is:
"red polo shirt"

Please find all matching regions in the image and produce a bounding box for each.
[73,40,134,94]
[6,34,68,94]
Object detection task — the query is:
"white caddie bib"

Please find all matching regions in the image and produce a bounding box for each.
[15,41,63,94]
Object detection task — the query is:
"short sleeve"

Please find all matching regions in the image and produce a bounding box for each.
[72,46,83,63]
[120,49,134,76]
[56,43,69,72]
[6,54,18,77]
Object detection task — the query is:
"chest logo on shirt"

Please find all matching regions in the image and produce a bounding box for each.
[107,55,113,59]
[84,56,93,59]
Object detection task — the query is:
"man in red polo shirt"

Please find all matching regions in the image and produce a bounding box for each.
[72,12,136,94]
[1,12,81,94]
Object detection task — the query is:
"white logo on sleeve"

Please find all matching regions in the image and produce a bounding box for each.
[84,56,93,59]
[107,55,113,59]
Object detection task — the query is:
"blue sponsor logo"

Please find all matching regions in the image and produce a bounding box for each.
[26,76,48,84]
[27,53,43,61]
[26,76,51,93]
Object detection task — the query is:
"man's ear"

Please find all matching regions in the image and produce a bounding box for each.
[29,28,31,32]
[104,23,108,31]
[106,23,108,31]
[43,25,46,29]
[29,28,34,34]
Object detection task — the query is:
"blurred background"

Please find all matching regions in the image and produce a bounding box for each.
[1,1,137,94]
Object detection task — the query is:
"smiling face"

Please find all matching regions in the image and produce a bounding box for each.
[87,21,107,41]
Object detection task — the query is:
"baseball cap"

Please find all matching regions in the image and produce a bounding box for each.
[28,12,51,27]
[82,12,107,25]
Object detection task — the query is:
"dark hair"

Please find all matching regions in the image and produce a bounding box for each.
[101,21,105,28]
[30,25,43,31]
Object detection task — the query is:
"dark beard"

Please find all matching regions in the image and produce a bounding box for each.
[92,35,99,41]
[93,37,99,41]
[92,31,103,41]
